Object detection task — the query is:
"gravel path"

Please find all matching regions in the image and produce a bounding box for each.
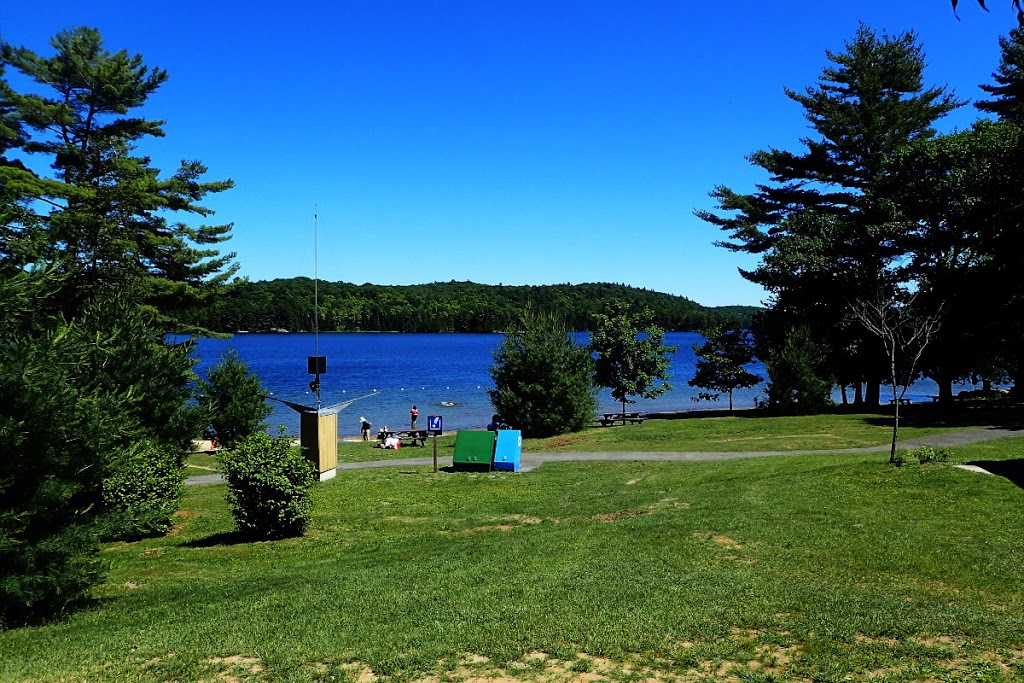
[185,426,1023,485]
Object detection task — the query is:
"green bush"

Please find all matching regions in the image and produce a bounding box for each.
[764,326,835,415]
[488,311,598,438]
[197,350,272,450]
[218,432,316,539]
[100,440,184,541]
[910,447,952,464]
[0,277,110,625]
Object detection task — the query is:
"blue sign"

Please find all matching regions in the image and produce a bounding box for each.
[427,415,442,432]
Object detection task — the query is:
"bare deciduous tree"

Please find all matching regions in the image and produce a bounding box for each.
[850,295,943,463]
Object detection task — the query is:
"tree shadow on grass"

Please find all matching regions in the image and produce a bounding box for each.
[181,530,255,548]
[859,402,1024,430]
[965,460,1024,490]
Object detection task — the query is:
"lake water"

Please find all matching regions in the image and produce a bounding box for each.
[181,332,947,437]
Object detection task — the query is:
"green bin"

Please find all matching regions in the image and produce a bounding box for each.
[452,430,495,471]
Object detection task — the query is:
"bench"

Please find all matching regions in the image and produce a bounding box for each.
[378,429,430,447]
[597,412,646,427]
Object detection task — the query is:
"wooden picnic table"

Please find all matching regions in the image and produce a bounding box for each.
[378,429,431,447]
[596,412,646,427]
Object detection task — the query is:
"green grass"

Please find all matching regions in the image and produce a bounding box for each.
[322,405,1021,465]
[6,434,1024,682]
[183,451,219,478]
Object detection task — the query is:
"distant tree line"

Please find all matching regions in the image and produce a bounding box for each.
[180,279,760,333]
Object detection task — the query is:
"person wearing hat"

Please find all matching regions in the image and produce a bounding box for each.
[360,417,372,441]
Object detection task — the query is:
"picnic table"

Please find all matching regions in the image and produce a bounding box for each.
[596,412,646,427]
[378,429,431,447]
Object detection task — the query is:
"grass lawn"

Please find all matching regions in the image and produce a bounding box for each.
[184,451,219,478]
[4,433,1024,682]
[322,404,1023,465]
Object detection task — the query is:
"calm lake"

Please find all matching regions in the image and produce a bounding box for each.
[181,332,944,437]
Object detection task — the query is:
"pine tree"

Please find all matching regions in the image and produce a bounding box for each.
[488,311,597,438]
[0,27,237,330]
[696,24,962,407]
[978,26,1024,123]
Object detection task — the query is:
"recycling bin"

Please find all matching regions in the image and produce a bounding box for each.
[492,430,522,472]
[452,430,496,471]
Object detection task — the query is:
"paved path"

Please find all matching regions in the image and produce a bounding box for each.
[185,426,1023,486]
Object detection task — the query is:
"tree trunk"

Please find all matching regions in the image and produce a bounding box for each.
[853,382,863,406]
[840,385,849,406]
[865,375,881,408]
[728,390,733,411]
[937,372,954,405]
[890,398,900,463]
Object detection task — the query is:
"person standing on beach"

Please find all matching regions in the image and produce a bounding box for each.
[410,405,419,429]
[360,417,372,441]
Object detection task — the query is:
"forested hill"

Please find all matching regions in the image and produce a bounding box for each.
[182,279,761,334]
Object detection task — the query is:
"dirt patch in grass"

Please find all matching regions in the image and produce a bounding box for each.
[712,535,744,550]
[409,649,812,683]
[168,509,195,536]
[202,655,264,682]
[439,515,544,534]
[312,641,1023,683]
[593,510,646,522]
[542,435,586,448]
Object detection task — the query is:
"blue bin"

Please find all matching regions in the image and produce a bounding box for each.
[492,430,522,472]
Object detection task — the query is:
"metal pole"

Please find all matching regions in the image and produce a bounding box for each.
[313,205,321,408]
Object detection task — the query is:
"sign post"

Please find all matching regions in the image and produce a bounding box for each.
[427,415,443,472]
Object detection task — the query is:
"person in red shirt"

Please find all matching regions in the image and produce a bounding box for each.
[410,405,419,429]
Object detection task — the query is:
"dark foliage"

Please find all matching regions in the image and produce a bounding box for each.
[763,327,835,415]
[100,440,184,542]
[197,350,272,450]
[590,301,677,414]
[488,312,598,438]
[689,325,763,411]
[178,278,760,334]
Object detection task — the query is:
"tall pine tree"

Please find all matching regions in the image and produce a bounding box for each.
[0,27,237,330]
[696,24,962,407]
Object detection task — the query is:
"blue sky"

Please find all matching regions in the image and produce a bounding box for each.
[1,1,1018,306]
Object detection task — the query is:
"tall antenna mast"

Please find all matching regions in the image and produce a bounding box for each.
[307,204,325,408]
[314,204,320,357]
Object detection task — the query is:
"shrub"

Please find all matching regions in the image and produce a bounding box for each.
[0,277,109,625]
[488,311,598,438]
[218,432,316,539]
[764,326,835,415]
[891,451,909,467]
[910,447,952,464]
[197,350,272,450]
[100,440,184,541]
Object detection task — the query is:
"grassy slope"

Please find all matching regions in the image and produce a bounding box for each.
[3,435,1023,682]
